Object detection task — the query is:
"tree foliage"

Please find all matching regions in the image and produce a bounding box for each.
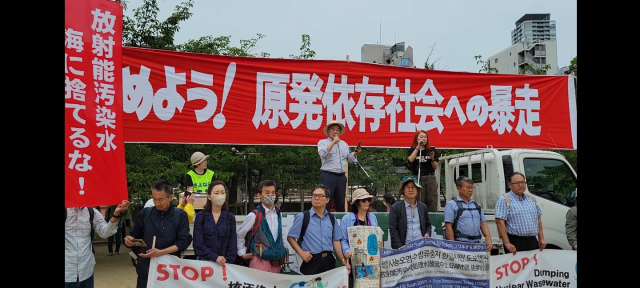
[122,0,194,50]
[423,42,444,70]
[568,56,577,77]
[522,63,552,75]
[473,55,498,73]
[176,34,271,58]
[289,34,316,59]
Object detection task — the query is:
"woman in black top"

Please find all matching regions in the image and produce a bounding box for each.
[406,130,439,212]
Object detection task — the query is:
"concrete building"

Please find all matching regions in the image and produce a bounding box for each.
[487,14,558,75]
[487,39,558,75]
[556,66,570,75]
[511,13,556,44]
[361,42,414,67]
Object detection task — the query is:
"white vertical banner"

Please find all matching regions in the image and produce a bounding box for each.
[490,250,577,287]
[347,226,384,288]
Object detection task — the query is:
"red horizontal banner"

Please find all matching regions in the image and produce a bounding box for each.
[122,47,577,149]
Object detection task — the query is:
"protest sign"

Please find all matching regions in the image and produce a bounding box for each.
[490,249,576,288]
[348,225,384,287]
[146,254,348,288]
[380,238,490,288]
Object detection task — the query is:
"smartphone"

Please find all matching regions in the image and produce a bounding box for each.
[132,239,147,247]
[429,146,436,153]
[357,141,362,149]
[184,191,192,197]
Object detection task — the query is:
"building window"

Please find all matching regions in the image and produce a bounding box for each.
[494,58,498,63]
[514,62,516,67]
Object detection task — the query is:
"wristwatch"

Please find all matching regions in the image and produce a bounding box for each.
[112,213,123,219]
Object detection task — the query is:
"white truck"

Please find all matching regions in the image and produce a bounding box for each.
[435,148,577,255]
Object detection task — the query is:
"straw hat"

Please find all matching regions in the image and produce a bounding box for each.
[323,120,345,137]
[190,151,209,165]
[351,188,375,205]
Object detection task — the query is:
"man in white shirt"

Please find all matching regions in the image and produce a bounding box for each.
[236,180,288,273]
[65,200,130,288]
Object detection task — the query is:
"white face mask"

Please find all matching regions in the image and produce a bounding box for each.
[262,195,276,206]
[211,194,226,206]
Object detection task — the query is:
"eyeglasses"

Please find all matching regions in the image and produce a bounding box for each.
[404,185,417,190]
[312,194,327,199]
[510,181,527,185]
[360,198,372,203]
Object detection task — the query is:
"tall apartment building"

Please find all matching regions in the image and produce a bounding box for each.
[487,14,558,75]
[361,42,414,67]
[511,13,556,44]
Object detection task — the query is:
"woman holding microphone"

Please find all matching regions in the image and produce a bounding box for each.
[407,130,439,212]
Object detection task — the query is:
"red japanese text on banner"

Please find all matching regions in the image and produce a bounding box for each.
[65,0,126,208]
[122,48,577,149]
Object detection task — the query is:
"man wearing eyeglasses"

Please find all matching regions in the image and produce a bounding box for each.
[495,172,546,255]
[287,184,350,275]
[389,176,432,249]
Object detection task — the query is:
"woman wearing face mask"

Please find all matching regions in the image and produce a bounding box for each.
[193,180,237,265]
[340,188,379,280]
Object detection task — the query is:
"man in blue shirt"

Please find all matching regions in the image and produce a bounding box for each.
[444,176,493,252]
[317,120,361,212]
[495,172,546,255]
[287,184,350,275]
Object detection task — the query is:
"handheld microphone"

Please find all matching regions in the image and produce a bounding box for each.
[334,134,339,142]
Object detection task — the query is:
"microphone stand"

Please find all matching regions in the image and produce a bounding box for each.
[353,158,373,187]
[417,146,422,203]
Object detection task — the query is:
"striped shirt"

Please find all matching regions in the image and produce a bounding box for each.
[495,191,542,236]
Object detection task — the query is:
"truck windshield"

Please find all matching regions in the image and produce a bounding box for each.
[523,158,577,207]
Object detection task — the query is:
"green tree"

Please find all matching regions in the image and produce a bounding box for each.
[176,34,271,58]
[473,55,498,73]
[568,56,577,77]
[289,34,316,59]
[122,0,193,50]
[423,42,443,70]
[522,63,552,75]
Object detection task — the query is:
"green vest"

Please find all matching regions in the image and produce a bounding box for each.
[187,169,214,194]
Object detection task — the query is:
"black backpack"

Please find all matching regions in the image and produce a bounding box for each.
[450,200,482,240]
[65,207,96,254]
[297,210,335,247]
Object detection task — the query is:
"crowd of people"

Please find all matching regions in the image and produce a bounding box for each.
[65,124,577,288]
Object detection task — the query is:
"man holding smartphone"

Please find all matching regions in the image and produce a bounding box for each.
[177,191,195,223]
[317,120,362,212]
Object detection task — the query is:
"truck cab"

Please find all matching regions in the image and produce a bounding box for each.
[436,148,577,254]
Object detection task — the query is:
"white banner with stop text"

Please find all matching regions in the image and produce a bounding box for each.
[490,250,577,288]
[146,254,348,288]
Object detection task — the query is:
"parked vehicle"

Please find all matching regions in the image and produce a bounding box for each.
[436,148,577,254]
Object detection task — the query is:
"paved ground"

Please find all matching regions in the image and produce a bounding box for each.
[93,242,138,288]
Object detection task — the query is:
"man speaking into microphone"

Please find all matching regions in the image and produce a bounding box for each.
[317,120,361,212]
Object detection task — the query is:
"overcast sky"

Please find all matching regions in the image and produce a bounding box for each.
[123,0,577,73]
